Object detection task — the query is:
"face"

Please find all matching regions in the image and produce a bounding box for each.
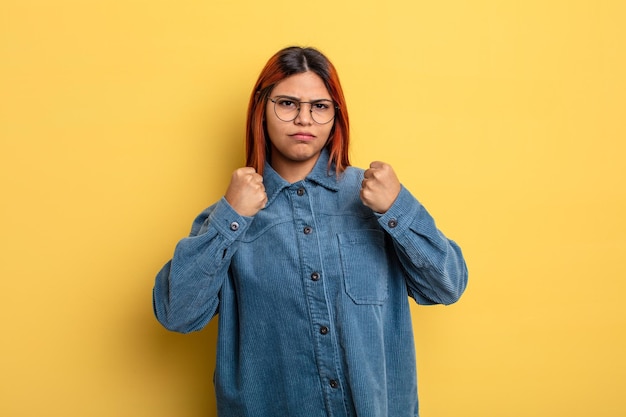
[265,71,335,180]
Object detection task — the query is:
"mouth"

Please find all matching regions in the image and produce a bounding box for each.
[290,132,316,141]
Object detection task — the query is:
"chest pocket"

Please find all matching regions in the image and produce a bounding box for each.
[337,230,390,305]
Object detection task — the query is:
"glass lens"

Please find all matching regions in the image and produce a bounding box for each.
[310,100,335,124]
[273,98,299,122]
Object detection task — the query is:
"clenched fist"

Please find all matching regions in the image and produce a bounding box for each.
[360,161,401,214]
[224,167,268,217]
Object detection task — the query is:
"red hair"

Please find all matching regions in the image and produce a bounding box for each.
[245,47,350,175]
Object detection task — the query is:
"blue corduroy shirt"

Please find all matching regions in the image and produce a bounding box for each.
[153,149,468,417]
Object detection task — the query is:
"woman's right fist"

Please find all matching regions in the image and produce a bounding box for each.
[224,167,268,217]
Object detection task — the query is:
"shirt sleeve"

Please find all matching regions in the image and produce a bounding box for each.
[378,186,468,305]
[152,197,251,333]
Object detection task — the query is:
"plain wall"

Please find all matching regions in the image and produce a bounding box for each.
[1,1,625,416]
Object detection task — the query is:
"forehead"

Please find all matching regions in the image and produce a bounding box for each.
[271,71,331,99]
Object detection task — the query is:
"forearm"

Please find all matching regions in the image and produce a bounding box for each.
[379,187,468,305]
[152,198,251,332]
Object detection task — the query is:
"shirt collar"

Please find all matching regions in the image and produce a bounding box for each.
[263,149,340,207]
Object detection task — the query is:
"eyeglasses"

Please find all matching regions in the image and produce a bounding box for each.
[268,96,337,125]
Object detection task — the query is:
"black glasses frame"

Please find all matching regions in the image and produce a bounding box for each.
[268,96,337,125]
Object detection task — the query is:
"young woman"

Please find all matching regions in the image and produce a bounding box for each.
[153,46,468,417]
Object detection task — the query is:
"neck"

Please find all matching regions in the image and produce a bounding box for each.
[270,155,320,184]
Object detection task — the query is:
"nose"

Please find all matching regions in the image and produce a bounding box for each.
[294,103,313,125]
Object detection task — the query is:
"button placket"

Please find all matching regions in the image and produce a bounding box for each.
[290,183,345,410]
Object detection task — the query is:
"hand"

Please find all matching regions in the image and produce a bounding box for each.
[360,161,401,213]
[224,167,268,217]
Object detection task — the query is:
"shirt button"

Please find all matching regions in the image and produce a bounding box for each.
[320,326,329,335]
[387,218,398,228]
[230,221,240,231]
[303,226,313,234]
[310,272,320,281]
[329,379,339,389]
[296,188,305,196]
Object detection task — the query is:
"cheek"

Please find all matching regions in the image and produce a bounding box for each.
[322,123,335,141]
[265,104,283,129]
[264,116,282,145]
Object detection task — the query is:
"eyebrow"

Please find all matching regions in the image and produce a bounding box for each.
[274,94,333,102]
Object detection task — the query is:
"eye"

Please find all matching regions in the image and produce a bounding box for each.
[312,101,333,111]
[277,98,298,109]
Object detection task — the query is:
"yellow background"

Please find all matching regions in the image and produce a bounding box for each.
[2,0,625,416]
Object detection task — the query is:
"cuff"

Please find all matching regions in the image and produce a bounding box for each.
[208,197,252,241]
[378,186,421,235]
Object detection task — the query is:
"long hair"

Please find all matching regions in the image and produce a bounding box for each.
[245,46,350,175]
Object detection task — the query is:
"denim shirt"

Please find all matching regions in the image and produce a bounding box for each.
[153,150,468,417]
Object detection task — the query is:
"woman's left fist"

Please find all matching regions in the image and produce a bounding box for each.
[360,161,401,214]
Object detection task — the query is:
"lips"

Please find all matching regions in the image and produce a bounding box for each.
[290,132,316,140]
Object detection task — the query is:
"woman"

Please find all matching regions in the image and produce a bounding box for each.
[153,46,468,417]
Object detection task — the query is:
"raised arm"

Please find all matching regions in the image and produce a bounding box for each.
[153,167,267,333]
[153,199,249,332]
[360,161,468,305]
[379,187,468,305]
